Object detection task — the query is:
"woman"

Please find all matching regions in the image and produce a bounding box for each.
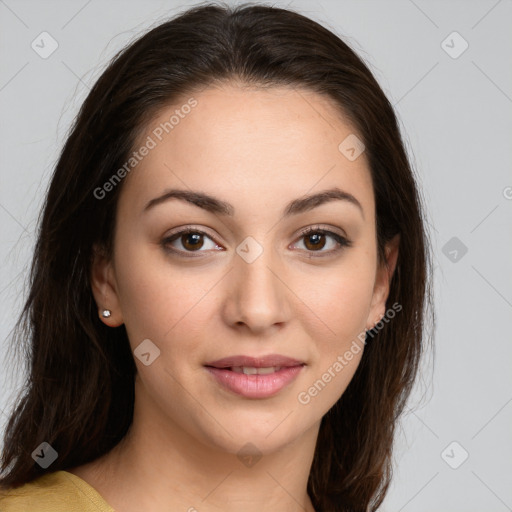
[0,2,433,511]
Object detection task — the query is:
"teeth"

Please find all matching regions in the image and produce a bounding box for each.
[231,366,281,375]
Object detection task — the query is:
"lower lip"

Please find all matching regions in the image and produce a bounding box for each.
[205,365,304,398]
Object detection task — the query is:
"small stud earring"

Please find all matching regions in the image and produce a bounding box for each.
[101,309,112,318]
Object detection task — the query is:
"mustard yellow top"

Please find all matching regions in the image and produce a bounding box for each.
[0,470,115,512]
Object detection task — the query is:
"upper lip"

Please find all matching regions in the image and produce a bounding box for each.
[204,354,305,368]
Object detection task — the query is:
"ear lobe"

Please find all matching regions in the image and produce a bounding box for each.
[90,244,124,327]
[366,234,400,330]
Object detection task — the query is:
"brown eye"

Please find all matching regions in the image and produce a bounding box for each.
[180,232,204,251]
[303,232,327,251]
[162,228,222,256]
[292,227,352,256]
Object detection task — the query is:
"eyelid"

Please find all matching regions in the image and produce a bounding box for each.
[295,224,348,240]
[165,224,219,240]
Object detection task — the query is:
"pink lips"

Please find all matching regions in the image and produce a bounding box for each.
[204,354,305,399]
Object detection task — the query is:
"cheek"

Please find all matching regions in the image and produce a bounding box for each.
[296,258,374,403]
[300,258,375,344]
[113,236,217,352]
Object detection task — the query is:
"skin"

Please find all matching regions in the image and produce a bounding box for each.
[69,82,399,512]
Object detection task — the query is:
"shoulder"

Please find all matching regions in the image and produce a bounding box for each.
[0,470,115,512]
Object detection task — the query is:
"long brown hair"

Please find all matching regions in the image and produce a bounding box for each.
[0,3,434,510]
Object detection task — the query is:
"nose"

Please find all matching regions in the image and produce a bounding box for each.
[222,244,291,334]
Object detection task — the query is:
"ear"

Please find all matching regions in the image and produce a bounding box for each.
[90,244,124,327]
[366,234,400,330]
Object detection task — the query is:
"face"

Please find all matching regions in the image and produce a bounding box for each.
[92,83,398,457]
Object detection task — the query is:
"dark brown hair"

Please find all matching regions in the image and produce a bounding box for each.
[0,2,434,510]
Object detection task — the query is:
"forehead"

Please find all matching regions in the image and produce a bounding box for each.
[119,84,374,221]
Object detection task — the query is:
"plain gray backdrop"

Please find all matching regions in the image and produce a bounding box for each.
[1,1,511,510]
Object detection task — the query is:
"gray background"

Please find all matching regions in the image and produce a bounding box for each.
[1,0,511,510]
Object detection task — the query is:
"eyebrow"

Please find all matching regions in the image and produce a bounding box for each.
[143,186,364,219]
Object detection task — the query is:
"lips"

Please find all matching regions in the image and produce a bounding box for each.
[204,354,305,398]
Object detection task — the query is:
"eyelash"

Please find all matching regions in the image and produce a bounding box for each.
[161,225,352,258]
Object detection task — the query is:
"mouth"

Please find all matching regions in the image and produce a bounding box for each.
[204,354,305,369]
[222,365,296,375]
[204,354,305,398]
